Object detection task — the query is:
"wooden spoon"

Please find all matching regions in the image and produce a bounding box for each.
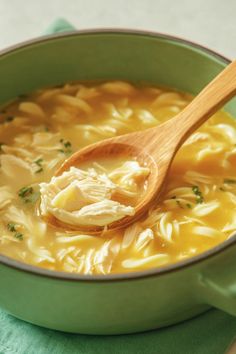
[53,60,236,233]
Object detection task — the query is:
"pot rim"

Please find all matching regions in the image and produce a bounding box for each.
[0,28,234,282]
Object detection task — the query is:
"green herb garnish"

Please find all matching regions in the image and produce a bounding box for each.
[34,158,43,166]
[58,139,72,155]
[192,185,204,204]
[223,179,236,184]
[7,222,17,232]
[18,186,40,203]
[18,186,33,198]
[34,158,44,173]
[14,232,23,240]
[7,223,23,240]
[64,141,71,148]
[173,197,192,209]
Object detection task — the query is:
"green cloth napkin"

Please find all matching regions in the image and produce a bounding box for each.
[0,309,236,354]
[0,19,236,354]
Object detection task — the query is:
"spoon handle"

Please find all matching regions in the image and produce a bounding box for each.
[173,60,236,144]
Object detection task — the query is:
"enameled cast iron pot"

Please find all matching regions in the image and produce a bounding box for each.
[0,24,236,335]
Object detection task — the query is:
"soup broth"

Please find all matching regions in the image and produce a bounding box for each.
[0,81,236,274]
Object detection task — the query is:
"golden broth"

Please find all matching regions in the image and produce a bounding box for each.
[0,81,235,274]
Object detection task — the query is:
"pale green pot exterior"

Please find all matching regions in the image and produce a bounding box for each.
[0,28,236,334]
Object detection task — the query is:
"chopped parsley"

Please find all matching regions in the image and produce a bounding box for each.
[7,222,17,232]
[34,158,44,173]
[192,185,204,204]
[7,222,23,240]
[14,232,23,240]
[58,139,72,155]
[34,158,43,166]
[18,186,33,198]
[0,142,4,151]
[223,178,236,184]
[171,196,192,209]
[64,141,71,148]
[18,186,40,203]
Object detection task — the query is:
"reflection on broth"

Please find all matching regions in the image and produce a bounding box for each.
[0,80,235,274]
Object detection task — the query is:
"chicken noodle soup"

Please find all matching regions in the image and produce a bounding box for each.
[0,81,236,274]
[40,159,149,227]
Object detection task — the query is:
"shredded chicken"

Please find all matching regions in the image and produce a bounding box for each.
[40,161,149,227]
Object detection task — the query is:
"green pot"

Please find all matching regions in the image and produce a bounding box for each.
[0,23,236,335]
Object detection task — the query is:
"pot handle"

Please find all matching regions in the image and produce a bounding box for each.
[43,18,76,35]
[199,255,236,315]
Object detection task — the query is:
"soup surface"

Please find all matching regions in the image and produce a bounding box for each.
[0,81,236,274]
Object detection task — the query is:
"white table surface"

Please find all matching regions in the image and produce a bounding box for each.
[0,0,235,58]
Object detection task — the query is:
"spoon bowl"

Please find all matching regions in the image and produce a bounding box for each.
[54,135,161,233]
[51,60,236,233]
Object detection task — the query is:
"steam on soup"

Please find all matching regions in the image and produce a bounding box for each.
[0,81,235,274]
